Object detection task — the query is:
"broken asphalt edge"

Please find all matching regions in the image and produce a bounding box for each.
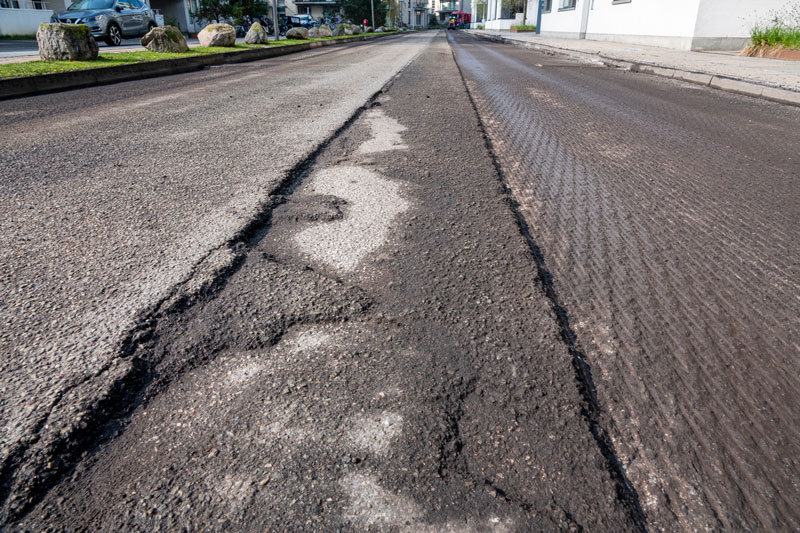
[0,32,403,100]
[467,31,800,108]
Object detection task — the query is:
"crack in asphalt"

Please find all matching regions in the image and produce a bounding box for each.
[446,31,649,533]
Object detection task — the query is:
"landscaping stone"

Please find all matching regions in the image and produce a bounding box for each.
[141,25,189,52]
[244,21,268,44]
[286,27,309,40]
[333,24,348,36]
[198,23,236,47]
[365,26,373,32]
[36,23,98,61]
[318,26,333,37]
[350,25,363,35]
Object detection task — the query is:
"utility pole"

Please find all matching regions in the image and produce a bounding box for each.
[535,0,542,33]
[370,0,376,30]
[272,0,279,40]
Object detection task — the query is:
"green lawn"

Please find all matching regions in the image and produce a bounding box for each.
[0,33,393,80]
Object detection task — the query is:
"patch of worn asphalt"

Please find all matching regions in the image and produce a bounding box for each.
[14,33,639,531]
[0,32,433,522]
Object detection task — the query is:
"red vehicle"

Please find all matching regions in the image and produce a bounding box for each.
[447,11,471,30]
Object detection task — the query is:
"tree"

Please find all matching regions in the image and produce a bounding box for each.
[191,0,232,23]
[386,0,398,26]
[341,0,387,26]
[228,0,270,25]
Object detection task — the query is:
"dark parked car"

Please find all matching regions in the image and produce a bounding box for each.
[51,0,156,46]
[286,14,313,29]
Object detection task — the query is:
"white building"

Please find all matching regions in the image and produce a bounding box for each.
[474,0,787,51]
[1,0,68,35]
[393,0,432,28]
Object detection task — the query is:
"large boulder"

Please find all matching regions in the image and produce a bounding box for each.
[285,26,309,40]
[318,26,333,37]
[140,25,189,52]
[36,23,98,61]
[365,26,373,32]
[350,25,363,34]
[198,23,236,47]
[307,27,321,38]
[244,21,268,44]
[333,24,348,36]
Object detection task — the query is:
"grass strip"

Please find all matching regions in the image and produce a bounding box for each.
[0,32,394,80]
[750,24,800,49]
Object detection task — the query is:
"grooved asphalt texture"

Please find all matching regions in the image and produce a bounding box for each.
[13,33,638,531]
[0,33,433,523]
[449,31,800,532]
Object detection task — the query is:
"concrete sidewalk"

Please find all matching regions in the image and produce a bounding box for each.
[466,30,800,105]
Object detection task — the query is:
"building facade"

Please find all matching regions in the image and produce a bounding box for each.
[473,0,787,51]
[392,0,432,28]
[1,0,69,35]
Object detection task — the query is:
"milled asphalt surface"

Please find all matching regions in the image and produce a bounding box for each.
[467,30,800,92]
[449,30,800,531]
[9,32,641,531]
[0,32,430,522]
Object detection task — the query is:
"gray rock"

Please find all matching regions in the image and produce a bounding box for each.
[141,25,189,52]
[285,27,309,40]
[36,23,98,61]
[350,25,363,35]
[244,21,268,44]
[333,24,348,36]
[307,27,321,38]
[198,23,236,47]
[365,26,373,32]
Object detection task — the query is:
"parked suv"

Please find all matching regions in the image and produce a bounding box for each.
[51,0,156,46]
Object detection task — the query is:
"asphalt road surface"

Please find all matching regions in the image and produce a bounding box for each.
[449,31,800,532]
[1,29,798,532]
[0,33,431,523]
[4,32,640,530]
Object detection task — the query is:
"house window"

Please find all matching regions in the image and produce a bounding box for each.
[542,0,551,12]
[559,0,575,9]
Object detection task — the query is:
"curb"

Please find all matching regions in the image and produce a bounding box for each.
[0,32,401,100]
[466,31,800,108]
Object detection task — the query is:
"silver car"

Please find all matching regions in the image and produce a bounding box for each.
[51,0,156,46]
